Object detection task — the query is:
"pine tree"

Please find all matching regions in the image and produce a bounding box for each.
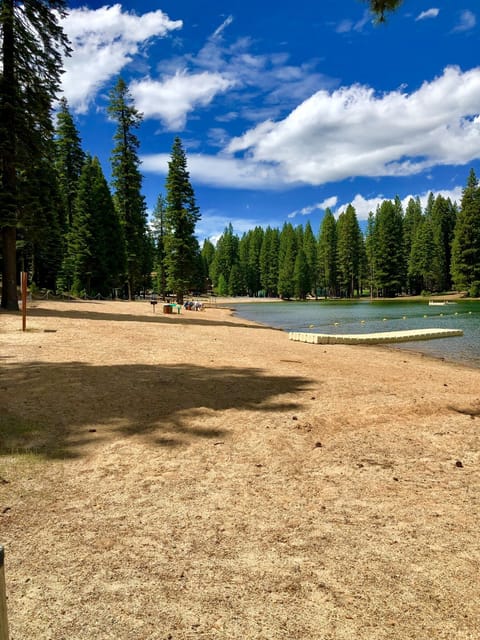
[259,227,280,297]
[294,247,310,300]
[337,205,363,297]
[451,169,480,295]
[65,156,125,297]
[108,77,149,300]
[318,209,337,298]
[429,195,457,292]
[151,194,168,298]
[54,97,85,232]
[278,223,297,299]
[303,221,318,297]
[164,137,201,304]
[1,0,70,309]
[373,199,404,297]
[201,238,215,293]
[19,142,64,291]
[408,218,436,293]
[403,197,423,294]
[240,226,263,296]
[211,223,239,292]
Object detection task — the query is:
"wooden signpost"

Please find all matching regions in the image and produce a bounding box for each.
[21,271,27,332]
[0,546,8,640]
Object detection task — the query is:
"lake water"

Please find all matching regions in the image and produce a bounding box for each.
[230,299,480,368]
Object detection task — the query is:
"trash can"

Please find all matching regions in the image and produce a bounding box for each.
[163,304,172,314]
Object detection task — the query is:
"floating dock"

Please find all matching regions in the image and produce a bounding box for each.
[288,328,463,345]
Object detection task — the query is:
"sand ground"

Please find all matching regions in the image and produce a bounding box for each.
[1,298,479,639]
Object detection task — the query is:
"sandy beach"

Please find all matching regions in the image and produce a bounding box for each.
[1,298,479,639]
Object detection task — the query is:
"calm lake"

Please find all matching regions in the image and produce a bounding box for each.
[230,299,480,368]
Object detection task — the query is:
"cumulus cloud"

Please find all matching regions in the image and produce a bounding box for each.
[225,66,480,187]
[141,152,287,190]
[60,5,182,112]
[453,10,476,33]
[332,187,463,221]
[288,196,338,219]
[416,8,440,21]
[130,72,235,130]
[60,4,330,130]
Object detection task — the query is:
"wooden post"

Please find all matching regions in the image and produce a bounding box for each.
[21,271,27,332]
[0,546,9,640]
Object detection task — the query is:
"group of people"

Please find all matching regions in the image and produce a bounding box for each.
[183,300,203,311]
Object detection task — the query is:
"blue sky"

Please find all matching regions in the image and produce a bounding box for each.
[60,1,480,241]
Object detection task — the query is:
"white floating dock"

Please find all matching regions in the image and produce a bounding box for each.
[288,328,463,345]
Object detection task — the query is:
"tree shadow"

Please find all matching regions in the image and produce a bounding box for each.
[0,361,312,459]
[9,301,275,330]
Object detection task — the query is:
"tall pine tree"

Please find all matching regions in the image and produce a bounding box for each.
[1,0,70,308]
[63,155,125,297]
[451,169,480,295]
[54,97,85,232]
[318,209,337,298]
[164,137,201,304]
[108,77,149,300]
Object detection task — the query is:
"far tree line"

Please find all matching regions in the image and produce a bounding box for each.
[199,170,480,300]
[6,86,480,303]
[2,0,479,308]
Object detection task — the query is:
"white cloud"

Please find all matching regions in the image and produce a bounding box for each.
[288,196,338,219]
[141,152,287,190]
[333,187,463,221]
[196,212,266,243]
[335,10,371,33]
[416,8,440,21]
[130,71,235,130]
[213,15,234,39]
[225,66,480,187]
[453,10,476,33]
[60,5,182,112]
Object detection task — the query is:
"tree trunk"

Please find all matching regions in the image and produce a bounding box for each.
[1,227,19,310]
[1,0,18,310]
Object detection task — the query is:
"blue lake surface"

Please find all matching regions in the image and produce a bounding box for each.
[229,299,480,368]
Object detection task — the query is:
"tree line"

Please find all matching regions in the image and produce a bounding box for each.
[0,0,201,310]
[200,173,480,300]
[2,0,480,308]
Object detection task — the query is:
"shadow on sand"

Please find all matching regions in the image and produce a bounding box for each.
[1,360,312,459]
[13,300,276,331]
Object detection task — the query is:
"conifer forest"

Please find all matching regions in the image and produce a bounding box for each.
[1,0,480,309]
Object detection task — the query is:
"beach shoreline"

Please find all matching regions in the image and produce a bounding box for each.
[1,298,480,639]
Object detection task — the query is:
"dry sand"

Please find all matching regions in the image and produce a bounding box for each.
[1,298,479,639]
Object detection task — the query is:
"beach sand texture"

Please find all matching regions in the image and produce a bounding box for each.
[1,299,480,639]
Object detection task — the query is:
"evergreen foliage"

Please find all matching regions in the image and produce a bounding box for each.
[336,205,364,297]
[372,199,404,296]
[451,169,480,294]
[60,156,124,297]
[293,247,310,300]
[163,137,201,304]
[211,223,239,292]
[0,0,70,309]
[108,77,150,299]
[277,223,297,299]
[318,209,337,297]
[54,97,85,232]
[151,194,168,298]
[303,221,318,297]
[403,197,423,294]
